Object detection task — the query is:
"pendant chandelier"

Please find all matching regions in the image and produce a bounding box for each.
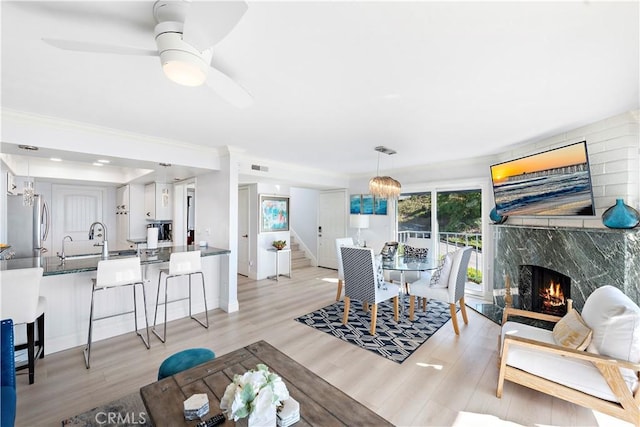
[19,145,38,207]
[368,146,401,199]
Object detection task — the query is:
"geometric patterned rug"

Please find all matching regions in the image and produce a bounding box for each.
[295,298,455,363]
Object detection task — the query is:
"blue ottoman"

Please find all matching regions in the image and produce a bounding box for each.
[158,348,215,380]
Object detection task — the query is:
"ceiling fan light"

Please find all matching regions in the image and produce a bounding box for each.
[160,50,207,87]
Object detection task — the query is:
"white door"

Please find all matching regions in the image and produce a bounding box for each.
[51,185,105,255]
[237,186,250,276]
[317,190,347,269]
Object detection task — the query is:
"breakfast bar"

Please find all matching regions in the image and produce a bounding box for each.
[0,246,230,355]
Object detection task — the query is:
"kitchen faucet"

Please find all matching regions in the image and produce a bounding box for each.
[57,235,73,261]
[89,222,109,259]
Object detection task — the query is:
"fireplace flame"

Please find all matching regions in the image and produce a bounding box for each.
[540,280,566,308]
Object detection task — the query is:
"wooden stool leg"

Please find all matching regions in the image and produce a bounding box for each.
[409,295,415,321]
[336,279,343,301]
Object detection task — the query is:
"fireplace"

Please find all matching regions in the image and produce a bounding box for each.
[519,265,571,316]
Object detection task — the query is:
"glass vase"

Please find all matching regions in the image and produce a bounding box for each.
[602,198,640,229]
[490,207,507,224]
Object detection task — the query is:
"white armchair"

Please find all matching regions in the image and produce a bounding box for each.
[497,285,640,425]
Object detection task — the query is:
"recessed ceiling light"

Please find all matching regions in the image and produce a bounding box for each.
[159,162,172,167]
[92,162,103,167]
[50,158,62,162]
[18,145,39,151]
[97,159,110,164]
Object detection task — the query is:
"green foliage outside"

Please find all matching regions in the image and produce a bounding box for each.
[398,191,481,234]
[398,190,483,282]
[468,267,482,284]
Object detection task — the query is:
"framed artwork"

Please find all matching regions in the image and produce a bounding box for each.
[350,194,362,214]
[361,194,374,214]
[260,195,290,232]
[374,197,388,215]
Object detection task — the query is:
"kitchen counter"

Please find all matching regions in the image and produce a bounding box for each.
[0,245,230,275]
[1,245,230,355]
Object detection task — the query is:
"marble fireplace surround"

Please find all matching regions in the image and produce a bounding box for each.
[493,225,640,312]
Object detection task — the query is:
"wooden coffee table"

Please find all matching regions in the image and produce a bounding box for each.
[140,340,392,426]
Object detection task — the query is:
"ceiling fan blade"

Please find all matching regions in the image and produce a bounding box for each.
[206,67,253,108]
[42,38,158,57]
[182,1,248,51]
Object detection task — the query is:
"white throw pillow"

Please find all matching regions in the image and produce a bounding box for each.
[429,253,453,288]
[581,285,640,362]
[552,309,592,350]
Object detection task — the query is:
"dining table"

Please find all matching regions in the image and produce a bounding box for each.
[140,340,392,426]
[381,255,437,317]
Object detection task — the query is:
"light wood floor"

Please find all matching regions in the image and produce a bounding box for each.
[16,266,631,426]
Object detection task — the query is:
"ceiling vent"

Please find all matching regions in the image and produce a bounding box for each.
[251,164,269,172]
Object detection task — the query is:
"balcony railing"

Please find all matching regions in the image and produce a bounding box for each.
[397,230,483,284]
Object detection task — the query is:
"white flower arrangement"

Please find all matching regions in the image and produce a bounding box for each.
[220,364,290,423]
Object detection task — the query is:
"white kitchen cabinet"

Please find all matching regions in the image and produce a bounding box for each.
[144,182,172,221]
[116,184,145,249]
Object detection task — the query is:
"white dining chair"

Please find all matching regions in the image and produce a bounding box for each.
[389,237,431,287]
[340,246,400,335]
[334,237,354,301]
[409,246,472,335]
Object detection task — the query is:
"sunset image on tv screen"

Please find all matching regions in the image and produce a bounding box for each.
[491,142,595,216]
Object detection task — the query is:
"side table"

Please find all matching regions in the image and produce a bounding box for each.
[267,248,291,280]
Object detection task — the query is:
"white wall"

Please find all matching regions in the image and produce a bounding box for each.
[495,109,640,228]
[348,109,640,300]
[194,147,238,312]
[254,183,291,280]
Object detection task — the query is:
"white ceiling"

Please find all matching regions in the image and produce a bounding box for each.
[1,1,638,181]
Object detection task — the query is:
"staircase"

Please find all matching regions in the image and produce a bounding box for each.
[290,236,311,270]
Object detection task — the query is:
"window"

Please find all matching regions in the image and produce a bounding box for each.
[398,189,483,291]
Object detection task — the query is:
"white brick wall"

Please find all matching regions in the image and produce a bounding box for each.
[498,110,640,229]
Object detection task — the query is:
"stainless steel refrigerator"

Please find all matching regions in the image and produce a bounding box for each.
[6,194,50,258]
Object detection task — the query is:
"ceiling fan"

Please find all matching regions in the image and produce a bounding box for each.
[42,0,253,108]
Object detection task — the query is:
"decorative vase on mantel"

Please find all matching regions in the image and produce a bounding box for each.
[602,198,640,229]
[490,207,508,225]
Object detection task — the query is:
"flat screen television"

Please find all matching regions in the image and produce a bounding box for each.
[490,141,595,216]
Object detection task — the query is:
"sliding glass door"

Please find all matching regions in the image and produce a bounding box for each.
[398,188,484,295]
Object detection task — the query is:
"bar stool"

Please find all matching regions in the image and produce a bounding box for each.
[84,257,150,368]
[153,250,208,343]
[0,267,46,384]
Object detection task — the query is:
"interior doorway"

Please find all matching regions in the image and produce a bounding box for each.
[237,186,250,276]
[317,189,347,269]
